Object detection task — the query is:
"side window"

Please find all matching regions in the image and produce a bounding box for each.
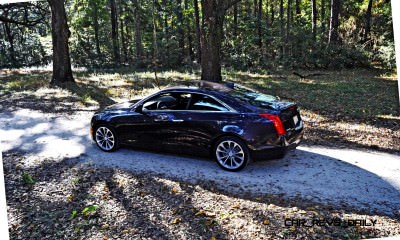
[142,93,190,111]
[188,94,229,111]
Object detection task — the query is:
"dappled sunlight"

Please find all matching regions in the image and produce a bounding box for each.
[87,143,400,216]
[0,109,92,164]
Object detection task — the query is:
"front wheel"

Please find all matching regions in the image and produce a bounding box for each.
[214,136,250,171]
[94,125,118,152]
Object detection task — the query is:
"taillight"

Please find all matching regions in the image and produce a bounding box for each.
[259,113,286,135]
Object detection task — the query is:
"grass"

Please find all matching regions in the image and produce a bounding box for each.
[1,67,399,152]
[224,69,399,120]
[2,67,397,120]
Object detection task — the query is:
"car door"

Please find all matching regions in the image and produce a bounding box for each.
[121,91,190,151]
[169,93,243,156]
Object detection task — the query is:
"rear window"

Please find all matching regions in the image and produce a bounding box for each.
[225,84,277,108]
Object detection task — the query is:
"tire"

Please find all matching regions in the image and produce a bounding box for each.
[214,136,250,171]
[94,124,119,152]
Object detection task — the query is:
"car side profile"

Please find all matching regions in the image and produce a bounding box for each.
[91,81,303,171]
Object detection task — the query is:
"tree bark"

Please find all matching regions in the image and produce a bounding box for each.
[4,22,16,66]
[184,0,194,61]
[295,0,301,15]
[119,3,127,63]
[90,0,101,56]
[287,0,291,40]
[133,0,142,66]
[110,0,120,63]
[200,0,225,82]
[363,0,373,43]
[321,0,326,36]
[233,2,238,36]
[328,0,340,44]
[200,0,241,82]
[257,0,262,48]
[177,0,185,62]
[279,0,284,57]
[270,0,274,25]
[48,0,74,86]
[194,0,202,63]
[312,0,317,41]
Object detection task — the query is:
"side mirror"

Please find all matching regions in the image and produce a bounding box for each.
[133,105,142,113]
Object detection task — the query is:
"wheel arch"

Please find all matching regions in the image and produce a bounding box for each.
[210,133,251,157]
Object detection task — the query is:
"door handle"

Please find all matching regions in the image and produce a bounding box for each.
[171,119,184,122]
[154,114,169,122]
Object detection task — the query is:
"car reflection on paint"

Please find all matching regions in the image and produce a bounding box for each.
[91,81,304,171]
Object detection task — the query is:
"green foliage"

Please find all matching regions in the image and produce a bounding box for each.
[81,205,98,217]
[0,0,396,70]
[22,172,36,186]
[375,41,396,70]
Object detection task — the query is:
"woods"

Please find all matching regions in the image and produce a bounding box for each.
[0,0,396,84]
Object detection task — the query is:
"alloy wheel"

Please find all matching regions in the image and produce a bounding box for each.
[95,126,115,151]
[216,140,245,170]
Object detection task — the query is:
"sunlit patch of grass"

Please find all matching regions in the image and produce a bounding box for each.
[225,69,399,120]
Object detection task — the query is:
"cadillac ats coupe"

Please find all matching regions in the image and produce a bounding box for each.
[91,81,303,171]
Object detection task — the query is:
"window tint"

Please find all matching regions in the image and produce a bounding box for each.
[189,94,229,111]
[142,92,190,111]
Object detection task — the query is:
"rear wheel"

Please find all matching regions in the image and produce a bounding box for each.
[214,136,250,171]
[94,125,118,152]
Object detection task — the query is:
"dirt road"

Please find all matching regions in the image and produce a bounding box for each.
[1,109,400,216]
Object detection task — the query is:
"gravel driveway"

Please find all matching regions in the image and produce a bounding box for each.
[1,109,400,217]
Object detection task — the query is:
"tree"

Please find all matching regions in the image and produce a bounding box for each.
[133,0,142,66]
[311,0,317,40]
[328,0,340,44]
[48,0,74,86]
[321,0,326,38]
[110,0,120,63]
[194,0,202,63]
[363,0,373,42]
[200,0,241,82]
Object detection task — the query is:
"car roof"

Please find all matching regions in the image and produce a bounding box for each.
[159,81,259,113]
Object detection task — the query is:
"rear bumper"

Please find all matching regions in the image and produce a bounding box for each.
[251,126,304,161]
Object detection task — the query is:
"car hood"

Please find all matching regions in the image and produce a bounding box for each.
[103,99,141,112]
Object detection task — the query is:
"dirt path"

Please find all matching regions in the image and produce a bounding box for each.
[1,109,400,217]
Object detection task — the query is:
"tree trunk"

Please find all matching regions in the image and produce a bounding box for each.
[321,0,326,36]
[177,0,185,62]
[265,0,269,45]
[233,2,238,36]
[48,0,74,87]
[312,0,317,41]
[363,0,373,43]
[4,22,16,66]
[90,0,101,56]
[119,3,127,63]
[133,0,142,66]
[200,0,225,82]
[185,0,194,61]
[110,0,120,63]
[194,0,202,63]
[279,0,284,58]
[200,0,241,82]
[295,0,301,15]
[270,0,274,25]
[254,0,257,17]
[257,0,262,48]
[287,0,291,40]
[328,0,340,44]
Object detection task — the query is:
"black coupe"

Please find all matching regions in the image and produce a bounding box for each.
[91,81,303,171]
